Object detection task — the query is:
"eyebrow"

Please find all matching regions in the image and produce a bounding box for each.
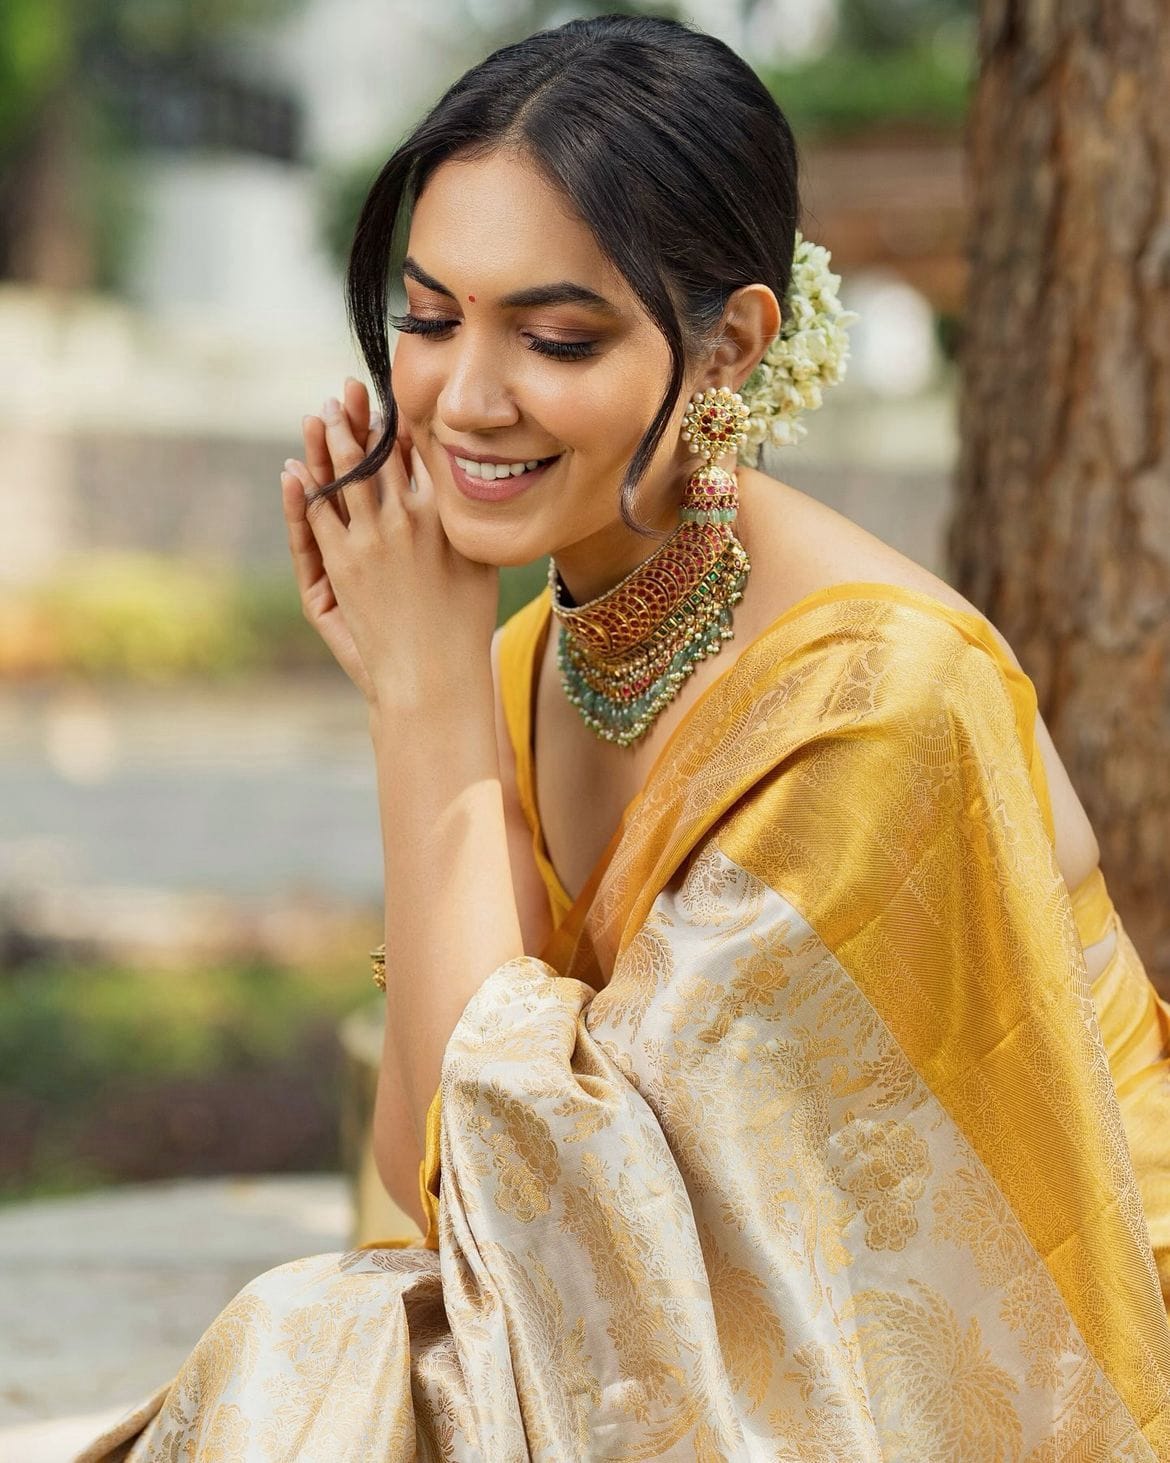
[402,256,621,315]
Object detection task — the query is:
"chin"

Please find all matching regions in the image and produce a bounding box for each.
[437,505,541,569]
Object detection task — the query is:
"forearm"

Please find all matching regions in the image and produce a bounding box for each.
[368,685,525,1156]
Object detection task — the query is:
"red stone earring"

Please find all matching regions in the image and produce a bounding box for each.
[679,384,750,526]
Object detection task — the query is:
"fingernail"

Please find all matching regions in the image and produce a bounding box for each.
[322,397,340,419]
[284,458,299,474]
[369,413,382,433]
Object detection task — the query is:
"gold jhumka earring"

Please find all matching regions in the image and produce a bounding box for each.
[548,385,752,747]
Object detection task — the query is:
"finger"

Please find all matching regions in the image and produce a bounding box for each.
[302,415,350,527]
[281,466,330,604]
[363,411,386,507]
[321,395,379,522]
[302,414,332,484]
[411,444,434,493]
[343,377,370,443]
[286,456,344,550]
[404,444,435,508]
[395,412,414,463]
[374,434,419,524]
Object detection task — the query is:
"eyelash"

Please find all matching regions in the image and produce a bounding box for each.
[388,312,598,361]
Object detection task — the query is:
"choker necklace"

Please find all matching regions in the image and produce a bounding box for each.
[549,386,753,748]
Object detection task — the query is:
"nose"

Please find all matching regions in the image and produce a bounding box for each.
[436,331,520,435]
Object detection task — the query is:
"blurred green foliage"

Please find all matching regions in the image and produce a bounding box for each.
[0,0,71,148]
[0,552,550,683]
[832,0,973,52]
[0,954,370,1202]
[763,35,974,140]
[0,0,304,286]
[0,0,300,155]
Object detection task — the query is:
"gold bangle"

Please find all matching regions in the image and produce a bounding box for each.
[369,942,386,991]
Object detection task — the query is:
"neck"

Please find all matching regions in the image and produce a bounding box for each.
[551,503,678,607]
[553,454,744,606]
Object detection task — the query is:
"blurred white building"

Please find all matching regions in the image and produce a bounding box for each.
[127,0,488,341]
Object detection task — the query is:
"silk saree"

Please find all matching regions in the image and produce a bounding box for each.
[78,581,1170,1461]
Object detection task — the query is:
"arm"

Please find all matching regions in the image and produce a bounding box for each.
[370,628,531,1224]
[369,656,524,1162]
[281,378,525,1229]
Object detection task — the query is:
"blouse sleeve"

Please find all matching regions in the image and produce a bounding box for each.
[1087,891,1170,1309]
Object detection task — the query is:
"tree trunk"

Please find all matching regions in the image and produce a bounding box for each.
[952,0,1170,991]
[1,87,93,289]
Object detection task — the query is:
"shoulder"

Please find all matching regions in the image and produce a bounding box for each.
[737,466,995,635]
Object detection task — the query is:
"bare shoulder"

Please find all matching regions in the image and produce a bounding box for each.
[738,468,988,630]
[739,469,1101,896]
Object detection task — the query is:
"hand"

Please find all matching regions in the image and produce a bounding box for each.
[280,377,499,713]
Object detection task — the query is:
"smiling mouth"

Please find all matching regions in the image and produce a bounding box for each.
[452,453,560,481]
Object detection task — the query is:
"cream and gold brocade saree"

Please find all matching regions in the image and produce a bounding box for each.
[78,582,1170,1461]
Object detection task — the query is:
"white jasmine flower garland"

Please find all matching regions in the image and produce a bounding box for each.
[737,231,859,466]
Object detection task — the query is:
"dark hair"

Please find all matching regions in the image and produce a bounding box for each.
[323,12,801,536]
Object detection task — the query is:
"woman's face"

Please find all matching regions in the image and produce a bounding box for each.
[391,148,709,597]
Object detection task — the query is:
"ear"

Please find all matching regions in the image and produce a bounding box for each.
[702,283,782,391]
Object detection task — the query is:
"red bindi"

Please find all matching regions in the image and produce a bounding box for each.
[467,293,476,302]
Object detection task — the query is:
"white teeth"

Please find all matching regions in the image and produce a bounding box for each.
[454,454,550,479]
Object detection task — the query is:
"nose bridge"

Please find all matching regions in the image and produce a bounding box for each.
[437,321,517,429]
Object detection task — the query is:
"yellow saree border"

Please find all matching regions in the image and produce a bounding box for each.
[1071,863,1115,948]
[498,591,576,934]
[503,580,1121,960]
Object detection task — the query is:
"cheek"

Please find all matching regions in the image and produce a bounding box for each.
[534,364,669,457]
[389,340,441,423]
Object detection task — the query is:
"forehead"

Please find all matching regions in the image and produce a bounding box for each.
[407,150,633,306]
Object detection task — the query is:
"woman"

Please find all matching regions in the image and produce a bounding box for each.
[80,12,1170,1460]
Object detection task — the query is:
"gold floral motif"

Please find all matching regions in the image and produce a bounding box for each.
[478,1241,601,1454]
[846,1278,1023,1456]
[831,1117,933,1252]
[698,1221,786,1410]
[481,1080,560,1222]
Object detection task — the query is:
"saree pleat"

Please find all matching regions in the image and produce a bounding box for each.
[77,584,1170,1462]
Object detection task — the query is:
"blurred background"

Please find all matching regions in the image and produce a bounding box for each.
[0,0,1017,1449]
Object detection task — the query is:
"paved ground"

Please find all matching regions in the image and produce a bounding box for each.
[0,676,381,906]
[0,1174,351,1463]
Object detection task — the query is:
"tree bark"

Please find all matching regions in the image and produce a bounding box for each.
[952,0,1170,991]
[1,87,94,289]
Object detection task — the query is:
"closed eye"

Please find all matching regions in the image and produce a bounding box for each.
[388,313,598,361]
